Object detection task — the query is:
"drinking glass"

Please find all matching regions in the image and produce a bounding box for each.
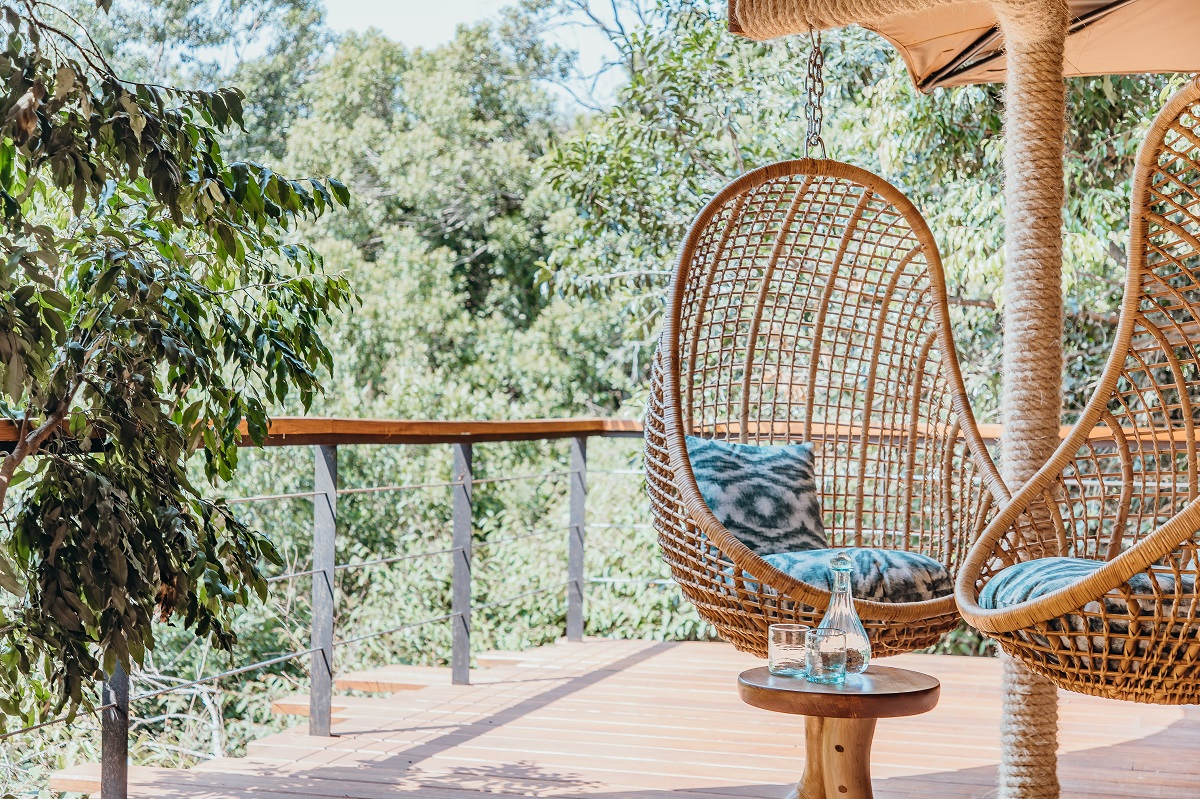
[805,628,847,684]
[768,623,809,677]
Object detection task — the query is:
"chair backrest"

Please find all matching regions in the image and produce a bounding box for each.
[661,160,993,564]
[1050,79,1200,560]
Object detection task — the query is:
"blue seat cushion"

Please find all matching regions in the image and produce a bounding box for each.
[977,557,1198,659]
[979,557,1196,611]
[764,547,953,604]
[686,436,827,555]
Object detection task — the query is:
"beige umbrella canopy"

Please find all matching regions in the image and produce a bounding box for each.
[730,0,1200,91]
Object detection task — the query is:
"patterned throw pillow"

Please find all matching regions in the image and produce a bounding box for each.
[764,548,953,603]
[686,435,827,555]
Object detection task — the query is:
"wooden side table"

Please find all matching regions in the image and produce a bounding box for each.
[738,665,940,799]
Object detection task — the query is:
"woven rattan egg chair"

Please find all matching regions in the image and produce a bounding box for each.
[956,77,1200,704]
[645,158,1007,658]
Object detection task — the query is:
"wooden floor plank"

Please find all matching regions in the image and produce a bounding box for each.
[49,640,1200,799]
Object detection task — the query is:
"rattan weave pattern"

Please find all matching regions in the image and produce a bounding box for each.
[957,77,1200,704]
[646,159,1005,658]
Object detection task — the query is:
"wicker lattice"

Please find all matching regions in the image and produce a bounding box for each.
[958,77,1200,704]
[646,159,1005,658]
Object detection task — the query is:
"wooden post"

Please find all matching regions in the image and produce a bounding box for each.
[310,444,337,736]
[101,666,129,799]
[567,436,587,642]
[451,443,473,685]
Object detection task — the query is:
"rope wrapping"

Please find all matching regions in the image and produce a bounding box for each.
[995,4,1068,798]
[1001,653,1061,799]
[731,0,960,40]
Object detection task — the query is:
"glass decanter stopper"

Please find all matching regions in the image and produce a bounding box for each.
[817,552,871,673]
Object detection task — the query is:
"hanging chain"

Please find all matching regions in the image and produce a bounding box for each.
[804,30,827,160]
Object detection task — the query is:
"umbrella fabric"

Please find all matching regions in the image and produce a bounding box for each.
[730,0,1200,92]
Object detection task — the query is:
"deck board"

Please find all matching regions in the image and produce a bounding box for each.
[52,639,1200,798]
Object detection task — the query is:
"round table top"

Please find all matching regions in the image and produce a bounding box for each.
[738,665,940,720]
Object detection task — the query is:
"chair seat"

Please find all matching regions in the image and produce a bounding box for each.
[979,557,1197,613]
[977,558,1200,665]
[764,548,953,604]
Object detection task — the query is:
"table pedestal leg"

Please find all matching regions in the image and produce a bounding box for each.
[792,716,878,799]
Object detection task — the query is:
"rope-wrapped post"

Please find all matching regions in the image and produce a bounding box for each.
[994,2,1069,797]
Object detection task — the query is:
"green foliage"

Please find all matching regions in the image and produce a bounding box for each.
[544,3,810,348]
[285,8,570,323]
[52,0,333,161]
[275,4,635,415]
[925,621,996,658]
[0,1,351,721]
[544,0,1183,418]
[3,0,1187,790]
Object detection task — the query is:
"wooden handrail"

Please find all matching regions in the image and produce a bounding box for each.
[245,417,643,446]
[0,415,1185,449]
[699,422,1058,446]
[0,417,642,447]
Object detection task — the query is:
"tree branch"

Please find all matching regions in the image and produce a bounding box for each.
[0,400,71,508]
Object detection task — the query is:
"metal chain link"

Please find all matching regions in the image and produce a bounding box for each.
[804,30,827,160]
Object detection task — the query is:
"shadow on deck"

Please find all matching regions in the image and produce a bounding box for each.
[53,639,1199,798]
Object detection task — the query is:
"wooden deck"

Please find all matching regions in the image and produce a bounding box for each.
[53,639,1200,798]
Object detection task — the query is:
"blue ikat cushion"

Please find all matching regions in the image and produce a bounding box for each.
[979,557,1197,611]
[978,557,1198,657]
[686,435,827,555]
[764,548,954,604]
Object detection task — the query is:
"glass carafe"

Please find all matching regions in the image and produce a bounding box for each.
[817,552,871,673]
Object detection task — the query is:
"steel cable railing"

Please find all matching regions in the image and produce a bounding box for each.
[226,490,323,504]
[336,478,462,496]
[472,469,574,486]
[265,566,323,584]
[470,581,571,614]
[14,422,657,799]
[334,546,461,572]
[476,526,570,548]
[333,612,458,648]
[129,648,323,703]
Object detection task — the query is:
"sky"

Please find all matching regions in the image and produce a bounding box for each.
[325,0,504,47]
[323,0,622,106]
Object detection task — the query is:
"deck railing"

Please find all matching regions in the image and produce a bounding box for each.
[0,414,1143,796]
[0,417,642,799]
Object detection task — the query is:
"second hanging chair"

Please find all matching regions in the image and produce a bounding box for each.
[646,159,1006,657]
[956,76,1200,705]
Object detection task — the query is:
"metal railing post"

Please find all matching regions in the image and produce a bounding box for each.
[567,436,587,642]
[310,444,337,736]
[101,665,129,799]
[451,443,473,685]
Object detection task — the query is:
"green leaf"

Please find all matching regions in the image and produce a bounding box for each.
[0,140,13,192]
[3,351,24,401]
[41,305,66,344]
[327,178,350,207]
[40,289,71,313]
[94,263,122,295]
[0,552,24,597]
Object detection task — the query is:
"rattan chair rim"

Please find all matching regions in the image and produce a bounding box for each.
[956,75,1200,634]
[661,157,999,621]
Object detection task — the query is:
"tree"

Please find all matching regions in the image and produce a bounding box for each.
[286,4,572,323]
[0,0,351,722]
[544,0,1180,418]
[55,0,333,160]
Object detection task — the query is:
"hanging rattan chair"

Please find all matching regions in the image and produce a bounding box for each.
[956,77,1200,704]
[645,158,1007,658]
